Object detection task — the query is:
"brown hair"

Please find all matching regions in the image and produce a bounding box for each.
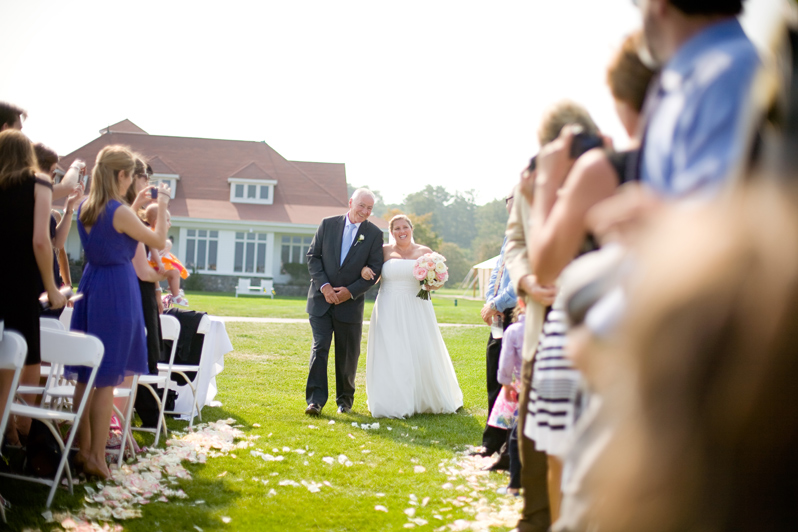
[607,32,656,113]
[34,142,59,173]
[0,101,27,129]
[537,100,598,146]
[79,145,136,227]
[592,183,798,532]
[389,214,413,232]
[0,130,37,188]
[124,153,149,206]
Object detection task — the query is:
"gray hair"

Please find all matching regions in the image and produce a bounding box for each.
[351,187,377,204]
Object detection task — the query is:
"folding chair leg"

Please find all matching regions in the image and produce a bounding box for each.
[115,387,137,467]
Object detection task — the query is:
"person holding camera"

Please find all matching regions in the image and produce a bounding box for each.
[504,101,599,532]
[65,145,171,479]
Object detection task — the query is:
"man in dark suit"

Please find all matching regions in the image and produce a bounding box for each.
[305,188,385,415]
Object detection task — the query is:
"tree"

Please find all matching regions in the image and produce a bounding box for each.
[439,242,471,287]
[472,198,509,262]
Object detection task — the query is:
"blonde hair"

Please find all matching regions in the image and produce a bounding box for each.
[80,145,136,227]
[389,214,413,232]
[0,129,38,189]
[537,100,598,146]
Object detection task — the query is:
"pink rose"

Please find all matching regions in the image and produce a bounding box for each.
[436,272,446,281]
[413,267,427,281]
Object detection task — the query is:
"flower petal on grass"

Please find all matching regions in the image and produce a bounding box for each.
[414,466,426,473]
[221,516,232,524]
[374,505,388,512]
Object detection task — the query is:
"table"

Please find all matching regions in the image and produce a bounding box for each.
[172,316,233,419]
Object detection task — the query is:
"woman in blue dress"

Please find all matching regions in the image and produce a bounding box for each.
[67,145,171,478]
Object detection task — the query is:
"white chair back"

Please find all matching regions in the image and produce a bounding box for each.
[0,330,27,446]
[40,328,104,368]
[40,317,65,331]
[58,307,73,331]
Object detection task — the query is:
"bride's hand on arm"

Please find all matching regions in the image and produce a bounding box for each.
[361,266,375,280]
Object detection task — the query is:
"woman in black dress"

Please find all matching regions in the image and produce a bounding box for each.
[0,130,66,445]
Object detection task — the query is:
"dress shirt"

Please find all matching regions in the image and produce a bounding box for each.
[340,216,361,266]
[485,237,517,312]
[497,314,525,386]
[641,18,760,198]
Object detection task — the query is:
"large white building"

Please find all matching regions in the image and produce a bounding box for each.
[59,120,388,292]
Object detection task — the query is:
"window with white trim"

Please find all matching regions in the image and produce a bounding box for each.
[184,230,218,271]
[234,232,268,273]
[281,236,313,265]
[151,173,178,199]
[228,179,276,205]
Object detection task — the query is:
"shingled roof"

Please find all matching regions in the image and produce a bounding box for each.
[59,120,386,228]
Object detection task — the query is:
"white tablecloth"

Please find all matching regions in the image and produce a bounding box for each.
[173,316,233,419]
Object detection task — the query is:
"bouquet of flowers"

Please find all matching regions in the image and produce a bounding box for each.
[413,252,448,300]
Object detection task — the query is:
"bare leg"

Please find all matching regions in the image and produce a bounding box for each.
[166,270,180,297]
[0,369,20,445]
[72,382,92,465]
[85,386,114,479]
[547,454,563,523]
[15,363,42,437]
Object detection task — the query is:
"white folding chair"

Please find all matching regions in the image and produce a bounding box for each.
[0,328,104,508]
[132,315,180,446]
[161,314,210,428]
[58,307,73,331]
[0,331,27,451]
[39,318,65,331]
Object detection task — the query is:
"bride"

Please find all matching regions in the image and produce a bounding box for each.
[362,214,463,419]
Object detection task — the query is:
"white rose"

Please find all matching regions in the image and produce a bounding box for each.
[435,261,447,273]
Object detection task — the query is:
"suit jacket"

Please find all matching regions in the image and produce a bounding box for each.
[504,186,546,362]
[306,214,385,323]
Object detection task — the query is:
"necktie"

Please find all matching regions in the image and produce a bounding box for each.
[340,223,355,265]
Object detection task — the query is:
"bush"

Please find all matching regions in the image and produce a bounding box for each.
[183,268,204,291]
[281,262,311,286]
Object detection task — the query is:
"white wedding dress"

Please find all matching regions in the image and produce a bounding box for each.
[366,259,464,418]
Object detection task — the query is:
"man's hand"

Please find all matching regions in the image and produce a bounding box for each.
[520,275,557,307]
[321,284,340,305]
[333,286,352,304]
[480,302,498,325]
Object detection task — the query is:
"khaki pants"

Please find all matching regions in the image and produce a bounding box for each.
[516,357,551,532]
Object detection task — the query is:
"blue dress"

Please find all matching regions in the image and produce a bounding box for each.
[67,200,147,387]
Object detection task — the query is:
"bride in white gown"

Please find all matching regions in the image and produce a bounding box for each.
[362,214,463,419]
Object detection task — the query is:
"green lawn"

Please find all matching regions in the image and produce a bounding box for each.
[183,290,485,325]
[3,319,521,531]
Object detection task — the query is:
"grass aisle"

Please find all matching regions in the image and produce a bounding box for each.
[5,320,520,531]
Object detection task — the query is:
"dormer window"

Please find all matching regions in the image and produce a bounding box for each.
[228,178,277,205]
[152,173,179,199]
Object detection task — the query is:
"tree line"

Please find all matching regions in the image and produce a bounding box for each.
[349,184,508,286]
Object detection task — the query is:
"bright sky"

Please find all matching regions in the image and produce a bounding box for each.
[0,0,783,205]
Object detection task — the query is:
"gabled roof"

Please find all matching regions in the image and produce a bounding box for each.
[59,122,388,229]
[99,119,148,135]
[148,155,180,175]
[229,161,275,181]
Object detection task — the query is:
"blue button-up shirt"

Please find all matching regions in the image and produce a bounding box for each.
[486,237,517,313]
[642,18,760,198]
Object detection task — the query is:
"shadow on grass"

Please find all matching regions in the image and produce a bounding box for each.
[324,407,484,452]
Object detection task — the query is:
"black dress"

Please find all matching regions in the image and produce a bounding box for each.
[0,174,53,365]
[139,244,162,375]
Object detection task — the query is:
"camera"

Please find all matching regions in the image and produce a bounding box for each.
[151,186,158,199]
[526,125,603,173]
